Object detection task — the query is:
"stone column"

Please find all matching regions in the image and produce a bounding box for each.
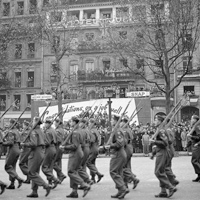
[79,9,84,21]
[96,8,100,20]
[112,7,116,19]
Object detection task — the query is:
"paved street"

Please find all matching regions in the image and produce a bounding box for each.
[0,156,199,200]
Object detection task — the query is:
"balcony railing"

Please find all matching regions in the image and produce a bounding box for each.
[76,71,135,82]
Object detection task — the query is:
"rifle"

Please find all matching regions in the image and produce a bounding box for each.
[23,102,51,143]
[3,106,29,141]
[0,100,17,120]
[122,107,142,128]
[61,100,98,146]
[106,99,132,146]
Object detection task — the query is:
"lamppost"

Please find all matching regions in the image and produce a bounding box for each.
[105,89,113,129]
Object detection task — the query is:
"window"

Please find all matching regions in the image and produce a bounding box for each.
[50,62,57,83]
[51,11,62,22]
[15,44,22,59]
[28,43,35,58]
[26,94,33,110]
[119,58,128,68]
[27,71,34,87]
[151,3,165,16]
[17,1,24,15]
[0,95,6,111]
[119,31,127,39]
[29,0,37,14]
[86,61,94,73]
[182,56,192,72]
[15,72,21,88]
[132,5,146,21]
[51,36,60,53]
[103,60,110,71]
[102,13,111,19]
[183,86,194,95]
[182,31,193,51]
[155,59,163,68]
[3,3,10,16]
[70,64,78,81]
[83,10,96,19]
[13,95,21,111]
[85,33,94,41]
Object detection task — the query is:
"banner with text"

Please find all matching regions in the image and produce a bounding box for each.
[39,98,139,124]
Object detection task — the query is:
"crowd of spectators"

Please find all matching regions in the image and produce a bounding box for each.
[63,112,193,156]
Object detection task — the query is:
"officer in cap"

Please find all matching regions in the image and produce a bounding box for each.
[3,119,24,189]
[53,118,66,183]
[42,119,60,189]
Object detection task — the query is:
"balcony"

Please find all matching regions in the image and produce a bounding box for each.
[177,68,200,79]
[15,81,21,88]
[27,53,35,59]
[76,70,135,83]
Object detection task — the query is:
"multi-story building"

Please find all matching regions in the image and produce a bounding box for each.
[1,0,200,126]
[0,0,43,126]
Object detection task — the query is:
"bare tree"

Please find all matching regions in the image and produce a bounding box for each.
[29,1,80,119]
[102,0,200,114]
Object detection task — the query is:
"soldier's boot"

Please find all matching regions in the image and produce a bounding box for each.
[96,172,104,183]
[17,177,24,188]
[155,187,168,198]
[132,178,140,189]
[0,183,7,195]
[91,175,96,183]
[23,176,31,184]
[27,189,39,198]
[66,189,78,198]
[52,179,61,189]
[44,184,52,197]
[118,188,130,199]
[111,190,120,198]
[6,182,15,190]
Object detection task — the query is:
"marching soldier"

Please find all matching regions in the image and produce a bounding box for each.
[78,119,93,188]
[121,118,140,189]
[0,130,7,195]
[42,119,61,189]
[2,119,24,189]
[20,117,51,198]
[60,117,91,198]
[53,119,66,183]
[151,116,177,198]
[87,118,104,183]
[188,115,200,182]
[19,120,31,184]
[105,115,129,199]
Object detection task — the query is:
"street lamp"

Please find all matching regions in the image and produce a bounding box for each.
[105,89,113,129]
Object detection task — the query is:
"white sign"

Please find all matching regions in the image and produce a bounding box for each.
[126,91,150,98]
[39,98,139,125]
[31,95,53,100]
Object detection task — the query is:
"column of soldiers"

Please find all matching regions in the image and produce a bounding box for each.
[0,109,200,199]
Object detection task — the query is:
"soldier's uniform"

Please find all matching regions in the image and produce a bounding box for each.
[53,119,66,183]
[122,120,140,189]
[165,128,179,186]
[109,121,128,199]
[78,119,92,185]
[190,115,200,182]
[63,117,90,198]
[153,129,177,198]
[19,121,31,184]
[42,120,60,188]
[2,119,24,189]
[22,118,51,198]
[87,119,104,183]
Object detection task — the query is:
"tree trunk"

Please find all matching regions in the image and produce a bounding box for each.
[165,92,171,115]
[56,58,63,121]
